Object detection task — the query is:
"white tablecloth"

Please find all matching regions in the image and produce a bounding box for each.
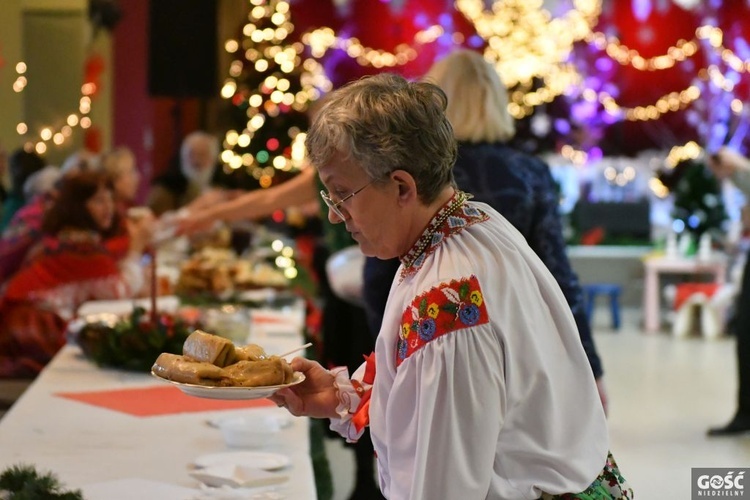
[0,302,316,499]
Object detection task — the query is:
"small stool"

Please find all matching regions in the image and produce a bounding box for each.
[582,283,622,330]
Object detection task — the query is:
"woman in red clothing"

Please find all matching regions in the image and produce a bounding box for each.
[0,170,154,377]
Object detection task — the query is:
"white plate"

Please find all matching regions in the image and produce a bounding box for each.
[76,295,180,316]
[193,451,291,471]
[189,464,289,488]
[151,371,305,400]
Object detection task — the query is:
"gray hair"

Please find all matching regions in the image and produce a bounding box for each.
[101,146,136,179]
[423,49,515,143]
[180,131,219,165]
[305,73,457,204]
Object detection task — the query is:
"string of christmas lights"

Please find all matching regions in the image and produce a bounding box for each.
[585,25,750,73]
[571,64,748,125]
[11,60,96,154]
[585,31,699,71]
[302,25,452,68]
[455,0,600,87]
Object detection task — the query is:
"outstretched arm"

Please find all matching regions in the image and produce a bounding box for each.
[176,168,318,235]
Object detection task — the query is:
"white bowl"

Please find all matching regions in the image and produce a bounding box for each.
[218,414,281,448]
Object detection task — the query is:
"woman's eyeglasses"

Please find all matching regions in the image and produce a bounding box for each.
[320,179,374,220]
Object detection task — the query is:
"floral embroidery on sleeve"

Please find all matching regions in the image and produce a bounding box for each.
[396,275,489,366]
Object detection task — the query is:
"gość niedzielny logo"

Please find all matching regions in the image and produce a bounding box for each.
[693,469,747,498]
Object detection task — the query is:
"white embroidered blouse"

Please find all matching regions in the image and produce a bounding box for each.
[330,196,609,499]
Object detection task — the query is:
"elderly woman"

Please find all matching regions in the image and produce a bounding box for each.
[271,74,631,499]
[0,170,153,377]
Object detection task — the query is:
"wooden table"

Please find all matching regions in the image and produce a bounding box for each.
[0,301,317,499]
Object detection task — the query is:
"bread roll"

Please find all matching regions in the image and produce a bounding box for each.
[222,358,289,387]
[152,353,227,385]
[235,343,267,361]
[183,330,237,367]
[268,355,295,383]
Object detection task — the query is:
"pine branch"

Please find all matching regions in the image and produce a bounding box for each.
[0,464,83,499]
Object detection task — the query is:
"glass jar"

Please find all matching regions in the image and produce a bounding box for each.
[202,305,250,345]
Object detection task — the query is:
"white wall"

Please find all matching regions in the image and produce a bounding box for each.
[0,0,111,170]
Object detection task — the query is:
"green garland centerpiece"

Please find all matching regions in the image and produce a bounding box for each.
[76,306,199,372]
[0,464,83,499]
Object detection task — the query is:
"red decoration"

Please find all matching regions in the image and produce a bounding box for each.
[352,352,376,432]
[271,209,285,223]
[83,53,106,94]
[580,227,606,246]
[674,283,720,310]
[83,127,103,153]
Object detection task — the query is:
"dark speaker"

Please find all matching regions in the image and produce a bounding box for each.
[148,0,218,97]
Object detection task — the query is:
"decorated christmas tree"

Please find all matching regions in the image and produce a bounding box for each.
[216,0,331,191]
[658,157,727,240]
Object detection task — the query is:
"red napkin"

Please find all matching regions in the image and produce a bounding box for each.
[56,386,274,417]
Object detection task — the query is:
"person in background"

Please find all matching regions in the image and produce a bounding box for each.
[23,165,61,202]
[101,146,141,210]
[0,166,62,284]
[0,147,46,232]
[147,131,223,216]
[0,147,100,285]
[60,148,100,174]
[362,49,609,413]
[271,73,631,499]
[706,147,750,436]
[101,146,147,260]
[0,170,154,378]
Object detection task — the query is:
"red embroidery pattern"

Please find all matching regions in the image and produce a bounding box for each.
[396,275,489,367]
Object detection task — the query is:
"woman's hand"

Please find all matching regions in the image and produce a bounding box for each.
[269,357,340,419]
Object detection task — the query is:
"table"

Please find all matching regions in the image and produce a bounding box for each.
[642,255,727,334]
[567,245,652,307]
[0,301,317,499]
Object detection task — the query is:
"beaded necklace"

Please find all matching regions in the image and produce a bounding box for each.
[400,190,470,269]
